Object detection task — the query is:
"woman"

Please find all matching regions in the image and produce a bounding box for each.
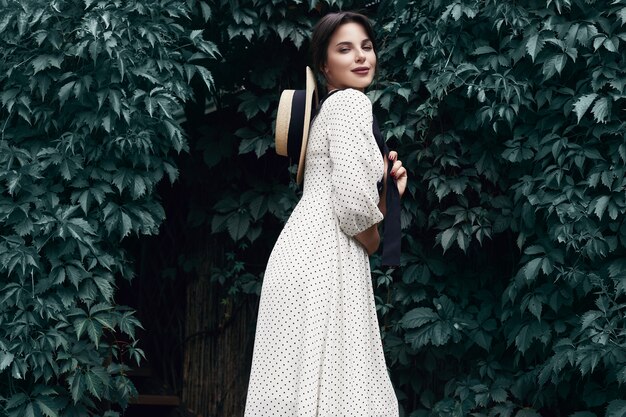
[245,11,408,416]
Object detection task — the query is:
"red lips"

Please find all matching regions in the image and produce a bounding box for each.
[352,66,370,74]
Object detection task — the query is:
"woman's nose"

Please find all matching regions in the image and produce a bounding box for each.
[355,49,366,62]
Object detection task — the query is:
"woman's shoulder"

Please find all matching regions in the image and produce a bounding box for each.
[324,88,372,110]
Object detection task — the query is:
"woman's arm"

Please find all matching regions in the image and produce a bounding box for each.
[354,224,380,255]
[354,155,388,254]
[327,89,384,238]
[354,151,408,255]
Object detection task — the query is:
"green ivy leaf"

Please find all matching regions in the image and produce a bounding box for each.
[58,81,75,108]
[248,195,267,221]
[227,213,250,241]
[573,93,598,123]
[69,371,84,403]
[523,258,543,281]
[606,400,626,417]
[0,351,15,371]
[592,196,610,220]
[400,307,438,328]
[526,34,544,61]
[195,65,214,92]
[31,55,63,74]
[199,2,212,21]
[238,135,272,158]
[580,310,602,330]
[440,228,457,252]
[35,395,64,417]
[591,97,609,123]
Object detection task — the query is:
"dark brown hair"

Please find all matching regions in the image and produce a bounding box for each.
[310,11,377,78]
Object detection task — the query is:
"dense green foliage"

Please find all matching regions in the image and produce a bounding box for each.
[196,0,626,416]
[369,0,626,416]
[0,1,215,415]
[3,0,626,416]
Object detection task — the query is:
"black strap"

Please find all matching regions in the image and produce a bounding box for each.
[312,89,341,121]
[287,90,307,159]
[373,115,401,267]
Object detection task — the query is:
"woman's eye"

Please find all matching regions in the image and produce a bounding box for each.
[339,48,350,53]
[363,45,373,51]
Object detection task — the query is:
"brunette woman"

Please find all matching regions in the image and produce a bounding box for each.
[244,11,408,416]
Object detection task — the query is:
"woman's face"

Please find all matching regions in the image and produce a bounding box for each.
[322,22,376,92]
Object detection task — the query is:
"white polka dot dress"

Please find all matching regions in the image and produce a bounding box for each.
[244,89,399,417]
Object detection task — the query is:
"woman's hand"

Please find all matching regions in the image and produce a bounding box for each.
[388,151,408,198]
[354,224,380,255]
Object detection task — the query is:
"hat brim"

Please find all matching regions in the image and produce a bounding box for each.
[296,67,318,185]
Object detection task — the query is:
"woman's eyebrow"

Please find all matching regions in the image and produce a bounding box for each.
[335,39,372,47]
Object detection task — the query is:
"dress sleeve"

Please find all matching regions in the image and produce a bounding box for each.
[326,89,384,237]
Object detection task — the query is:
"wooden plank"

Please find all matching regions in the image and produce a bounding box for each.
[183,266,256,417]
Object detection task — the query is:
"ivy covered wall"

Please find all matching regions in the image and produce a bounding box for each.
[0,1,215,416]
[197,0,626,416]
[372,1,626,416]
[1,0,626,416]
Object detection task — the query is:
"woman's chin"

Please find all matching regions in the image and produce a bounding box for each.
[343,80,374,91]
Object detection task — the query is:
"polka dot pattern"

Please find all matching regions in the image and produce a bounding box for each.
[244,88,399,417]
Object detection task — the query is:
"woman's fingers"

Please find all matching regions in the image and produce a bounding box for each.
[390,159,403,177]
[387,154,408,198]
[394,166,407,177]
[394,166,408,198]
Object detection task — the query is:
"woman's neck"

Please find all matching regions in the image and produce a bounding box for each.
[326,85,365,93]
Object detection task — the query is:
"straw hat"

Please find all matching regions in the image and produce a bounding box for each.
[275,66,319,185]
